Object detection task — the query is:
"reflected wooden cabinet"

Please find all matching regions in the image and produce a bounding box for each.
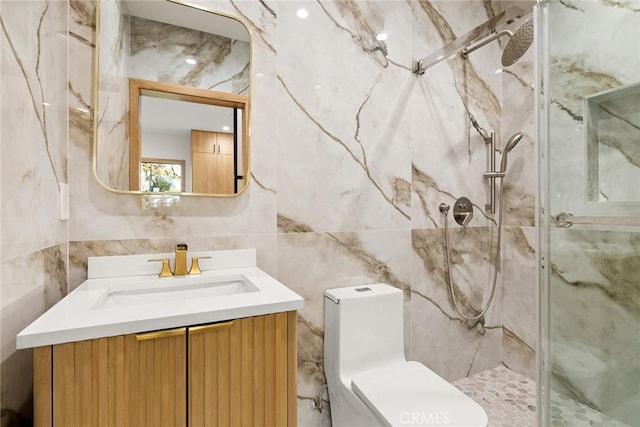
[191,130,235,194]
[33,312,297,427]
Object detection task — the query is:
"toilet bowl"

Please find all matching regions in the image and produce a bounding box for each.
[324,284,488,427]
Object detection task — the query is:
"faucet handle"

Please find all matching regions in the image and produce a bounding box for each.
[148,258,173,277]
[188,256,211,275]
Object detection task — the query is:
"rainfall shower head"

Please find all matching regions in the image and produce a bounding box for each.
[500,132,524,172]
[460,14,533,67]
[501,18,533,66]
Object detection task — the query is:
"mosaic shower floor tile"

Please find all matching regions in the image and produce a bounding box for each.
[454,366,537,427]
[453,366,630,427]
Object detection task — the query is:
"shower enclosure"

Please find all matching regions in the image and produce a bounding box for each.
[537,0,640,426]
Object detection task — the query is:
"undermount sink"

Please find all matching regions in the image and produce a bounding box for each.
[94,275,259,309]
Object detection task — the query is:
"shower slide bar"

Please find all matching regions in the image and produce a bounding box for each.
[554,212,640,228]
[412,5,527,75]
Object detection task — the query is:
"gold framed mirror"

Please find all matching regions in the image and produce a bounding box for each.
[93,0,251,197]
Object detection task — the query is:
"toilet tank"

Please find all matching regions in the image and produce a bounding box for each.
[324,284,406,380]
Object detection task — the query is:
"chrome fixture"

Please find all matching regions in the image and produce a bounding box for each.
[483,132,523,213]
[453,197,474,226]
[412,6,532,75]
[554,213,640,228]
[460,16,533,67]
[148,244,211,277]
[439,132,522,321]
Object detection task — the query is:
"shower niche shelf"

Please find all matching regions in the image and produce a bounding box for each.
[585,82,640,203]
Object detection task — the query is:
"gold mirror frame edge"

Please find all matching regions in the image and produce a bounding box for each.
[91,0,253,198]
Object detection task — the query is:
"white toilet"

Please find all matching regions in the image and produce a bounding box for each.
[324,284,488,427]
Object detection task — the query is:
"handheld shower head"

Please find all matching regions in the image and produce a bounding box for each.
[505,132,524,152]
[500,132,524,172]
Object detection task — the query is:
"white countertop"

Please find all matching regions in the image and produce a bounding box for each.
[17,250,303,348]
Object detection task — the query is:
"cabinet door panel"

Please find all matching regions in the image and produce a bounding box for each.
[188,313,294,427]
[217,133,234,155]
[33,347,52,427]
[50,331,186,427]
[191,130,217,153]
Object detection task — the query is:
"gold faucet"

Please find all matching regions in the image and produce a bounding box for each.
[148,244,211,277]
[174,243,189,276]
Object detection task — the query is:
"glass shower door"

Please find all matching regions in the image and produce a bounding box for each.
[538,0,640,426]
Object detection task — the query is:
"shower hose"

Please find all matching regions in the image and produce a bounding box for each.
[441,178,506,321]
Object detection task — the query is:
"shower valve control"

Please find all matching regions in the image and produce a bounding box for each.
[453,197,474,227]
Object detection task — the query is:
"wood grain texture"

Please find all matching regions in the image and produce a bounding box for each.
[127,77,249,196]
[33,346,52,427]
[187,313,295,426]
[287,311,298,427]
[49,332,186,427]
[36,312,297,427]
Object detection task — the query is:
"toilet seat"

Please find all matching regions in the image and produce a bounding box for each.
[351,361,488,427]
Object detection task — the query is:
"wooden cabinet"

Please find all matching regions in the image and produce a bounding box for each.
[191,130,235,194]
[33,312,297,427]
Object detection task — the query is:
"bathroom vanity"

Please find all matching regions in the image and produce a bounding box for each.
[18,249,303,427]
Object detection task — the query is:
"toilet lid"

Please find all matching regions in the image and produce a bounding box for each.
[351,361,488,427]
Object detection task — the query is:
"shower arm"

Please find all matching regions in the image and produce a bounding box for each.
[412,5,526,75]
[460,30,512,59]
[413,28,513,74]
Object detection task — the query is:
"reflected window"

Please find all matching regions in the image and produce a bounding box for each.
[140,158,185,192]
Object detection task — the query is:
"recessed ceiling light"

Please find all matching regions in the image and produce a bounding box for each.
[42,102,51,106]
[256,72,264,78]
[185,57,197,65]
[222,126,231,131]
[296,8,309,19]
[376,33,388,41]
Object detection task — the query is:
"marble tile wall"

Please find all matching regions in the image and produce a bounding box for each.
[410,0,537,382]
[500,0,537,380]
[95,0,130,190]
[549,229,640,425]
[543,0,640,424]
[129,16,250,93]
[0,0,69,423]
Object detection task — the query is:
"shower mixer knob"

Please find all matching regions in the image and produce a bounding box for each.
[453,197,474,227]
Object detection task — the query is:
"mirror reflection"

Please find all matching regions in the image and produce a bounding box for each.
[94,0,251,196]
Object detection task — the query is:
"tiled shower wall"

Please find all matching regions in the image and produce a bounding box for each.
[0,1,69,424]
[0,0,537,424]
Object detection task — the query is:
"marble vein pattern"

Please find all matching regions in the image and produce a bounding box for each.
[546,0,640,218]
[68,235,278,290]
[129,16,250,94]
[411,227,502,381]
[71,0,278,241]
[411,0,504,231]
[95,0,130,190]
[0,244,67,423]
[501,226,536,379]
[585,83,640,203]
[277,229,411,427]
[1,0,68,259]
[549,228,640,425]
[276,0,413,233]
[542,3,640,424]
[1,0,70,422]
